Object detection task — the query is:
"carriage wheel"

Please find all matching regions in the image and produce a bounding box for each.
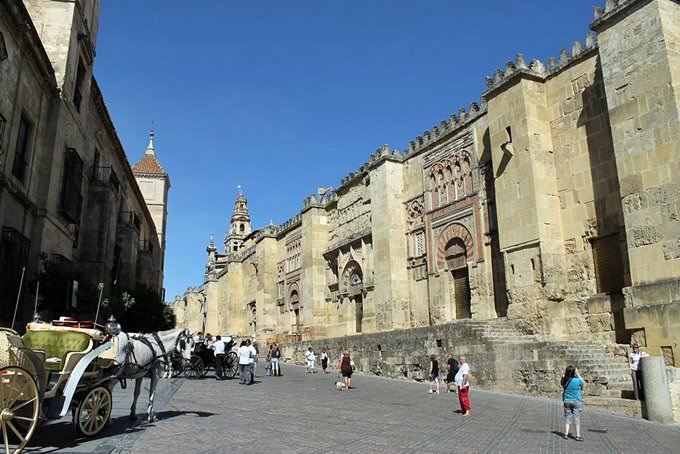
[75,385,112,437]
[0,366,40,454]
[185,356,205,379]
[224,352,238,379]
[167,354,185,378]
[171,356,186,378]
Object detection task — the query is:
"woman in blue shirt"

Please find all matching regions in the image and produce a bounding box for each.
[561,365,585,441]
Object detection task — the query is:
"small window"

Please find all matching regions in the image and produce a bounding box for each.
[233,246,238,252]
[59,148,84,224]
[73,59,87,112]
[240,223,245,232]
[415,231,425,256]
[11,115,32,183]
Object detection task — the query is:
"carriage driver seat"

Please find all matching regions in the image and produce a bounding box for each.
[22,330,92,372]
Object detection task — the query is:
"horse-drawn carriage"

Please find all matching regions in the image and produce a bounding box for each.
[175,336,238,379]
[0,318,191,454]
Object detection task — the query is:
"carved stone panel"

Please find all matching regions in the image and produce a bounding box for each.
[435,223,475,272]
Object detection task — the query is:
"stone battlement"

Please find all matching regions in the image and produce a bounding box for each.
[483,32,598,97]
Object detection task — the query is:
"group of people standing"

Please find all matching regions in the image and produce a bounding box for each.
[427,354,471,416]
[236,339,259,384]
[236,340,284,383]
[303,347,355,390]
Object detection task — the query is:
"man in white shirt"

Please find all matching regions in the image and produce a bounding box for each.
[210,335,226,380]
[629,344,648,400]
[454,355,471,417]
[305,347,316,373]
[238,341,252,384]
[246,339,257,384]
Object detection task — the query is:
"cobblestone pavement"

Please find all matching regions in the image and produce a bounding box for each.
[25,363,680,453]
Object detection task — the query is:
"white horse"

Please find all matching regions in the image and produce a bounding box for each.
[112,329,192,422]
[162,332,194,378]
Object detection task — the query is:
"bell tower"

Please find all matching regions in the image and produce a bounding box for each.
[224,186,252,253]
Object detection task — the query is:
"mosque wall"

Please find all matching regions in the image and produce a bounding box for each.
[176,0,680,368]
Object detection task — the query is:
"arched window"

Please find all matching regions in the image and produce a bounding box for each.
[463,157,472,194]
[438,171,447,205]
[430,173,438,208]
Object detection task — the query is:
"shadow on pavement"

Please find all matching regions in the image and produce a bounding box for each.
[24,410,213,453]
[155,410,215,420]
[23,416,144,453]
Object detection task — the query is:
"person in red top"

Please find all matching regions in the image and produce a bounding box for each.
[339,351,354,391]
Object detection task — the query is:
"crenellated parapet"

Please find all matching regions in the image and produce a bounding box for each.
[276,213,303,237]
[483,31,598,99]
[337,144,402,190]
[254,223,279,242]
[402,101,487,159]
[591,0,647,31]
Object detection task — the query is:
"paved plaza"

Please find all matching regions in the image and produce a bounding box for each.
[25,363,680,454]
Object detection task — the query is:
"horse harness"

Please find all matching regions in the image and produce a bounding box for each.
[119,332,170,378]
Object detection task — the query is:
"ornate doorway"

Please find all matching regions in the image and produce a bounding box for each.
[342,261,364,334]
[445,237,471,319]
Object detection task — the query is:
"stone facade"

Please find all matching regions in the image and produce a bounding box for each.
[0,0,166,326]
[176,0,680,370]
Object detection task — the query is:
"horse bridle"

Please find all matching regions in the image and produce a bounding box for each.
[121,331,175,374]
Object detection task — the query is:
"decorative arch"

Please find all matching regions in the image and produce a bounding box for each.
[288,282,300,307]
[341,260,364,297]
[435,223,475,271]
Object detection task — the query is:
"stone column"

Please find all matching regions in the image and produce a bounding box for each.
[640,356,673,423]
[370,157,410,330]
[300,201,329,338]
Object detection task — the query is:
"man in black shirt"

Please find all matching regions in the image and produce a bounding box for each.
[446,353,459,393]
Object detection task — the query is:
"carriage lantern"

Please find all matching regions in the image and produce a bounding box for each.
[106,315,121,336]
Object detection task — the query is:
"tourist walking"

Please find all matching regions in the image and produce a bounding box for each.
[339,351,354,391]
[247,339,257,384]
[628,343,648,400]
[305,347,316,373]
[210,335,226,380]
[561,365,585,441]
[427,354,440,394]
[265,344,272,376]
[320,349,329,374]
[238,340,252,384]
[445,353,459,393]
[455,355,471,416]
[271,342,282,376]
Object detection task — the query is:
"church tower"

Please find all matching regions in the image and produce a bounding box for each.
[224,186,252,253]
[132,130,171,276]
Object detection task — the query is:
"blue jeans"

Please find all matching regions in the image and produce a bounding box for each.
[271,358,280,375]
[563,400,583,425]
[239,364,251,384]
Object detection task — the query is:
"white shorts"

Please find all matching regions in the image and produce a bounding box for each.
[307,360,315,368]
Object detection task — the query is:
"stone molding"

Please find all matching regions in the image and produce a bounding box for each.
[435,223,475,271]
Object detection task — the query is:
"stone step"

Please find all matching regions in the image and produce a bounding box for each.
[585,396,641,417]
[597,389,637,399]
[606,381,634,390]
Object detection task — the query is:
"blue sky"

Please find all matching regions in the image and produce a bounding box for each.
[95,0,599,301]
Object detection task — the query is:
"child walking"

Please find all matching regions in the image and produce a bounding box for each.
[320,349,329,374]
